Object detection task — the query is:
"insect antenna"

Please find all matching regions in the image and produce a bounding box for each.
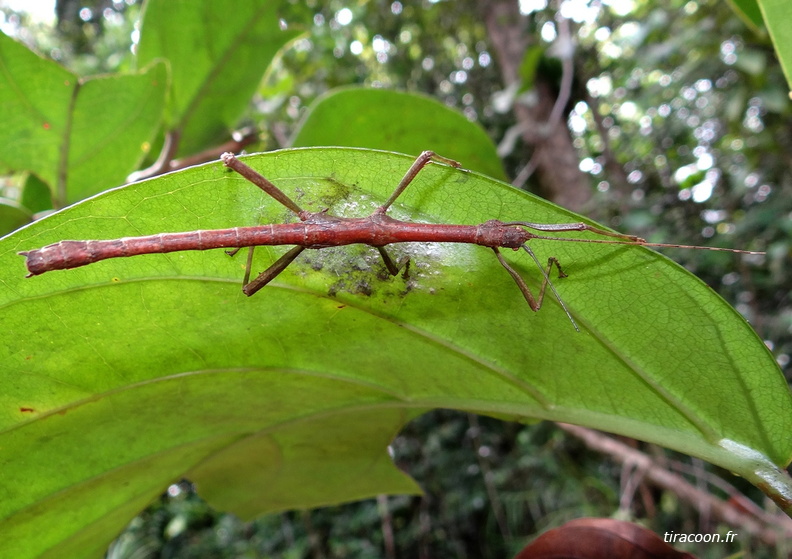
[522,234,765,255]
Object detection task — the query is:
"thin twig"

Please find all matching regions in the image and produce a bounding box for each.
[127,130,181,183]
[128,128,258,182]
[168,128,258,172]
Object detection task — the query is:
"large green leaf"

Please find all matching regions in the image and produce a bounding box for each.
[292,87,507,181]
[136,0,302,157]
[0,32,166,205]
[1,148,790,557]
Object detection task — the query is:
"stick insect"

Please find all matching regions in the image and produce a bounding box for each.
[20,151,763,330]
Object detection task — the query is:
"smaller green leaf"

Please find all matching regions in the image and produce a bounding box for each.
[0,32,166,205]
[757,0,792,88]
[728,0,765,32]
[20,173,52,214]
[136,0,303,157]
[0,32,75,188]
[66,63,168,202]
[0,198,31,236]
[291,87,507,181]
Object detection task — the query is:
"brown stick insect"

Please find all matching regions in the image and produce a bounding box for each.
[20,151,763,330]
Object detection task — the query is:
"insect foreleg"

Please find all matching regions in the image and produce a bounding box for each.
[504,220,645,243]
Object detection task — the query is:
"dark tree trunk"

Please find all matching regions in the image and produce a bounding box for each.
[480,0,592,212]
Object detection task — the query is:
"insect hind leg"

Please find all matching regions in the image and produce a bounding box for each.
[243,246,305,296]
[492,246,580,331]
[376,246,410,278]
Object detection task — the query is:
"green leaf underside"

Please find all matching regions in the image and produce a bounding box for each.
[1,148,789,557]
[0,32,166,204]
[136,0,302,158]
[291,87,508,181]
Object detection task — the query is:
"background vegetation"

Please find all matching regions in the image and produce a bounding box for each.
[1,0,791,557]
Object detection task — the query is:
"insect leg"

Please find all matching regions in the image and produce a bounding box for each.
[243,246,305,297]
[224,246,258,287]
[376,247,410,277]
[243,247,255,286]
[534,256,568,310]
[492,247,540,310]
[221,153,306,216]
[492,246,579,331]
[378,151,461,213]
